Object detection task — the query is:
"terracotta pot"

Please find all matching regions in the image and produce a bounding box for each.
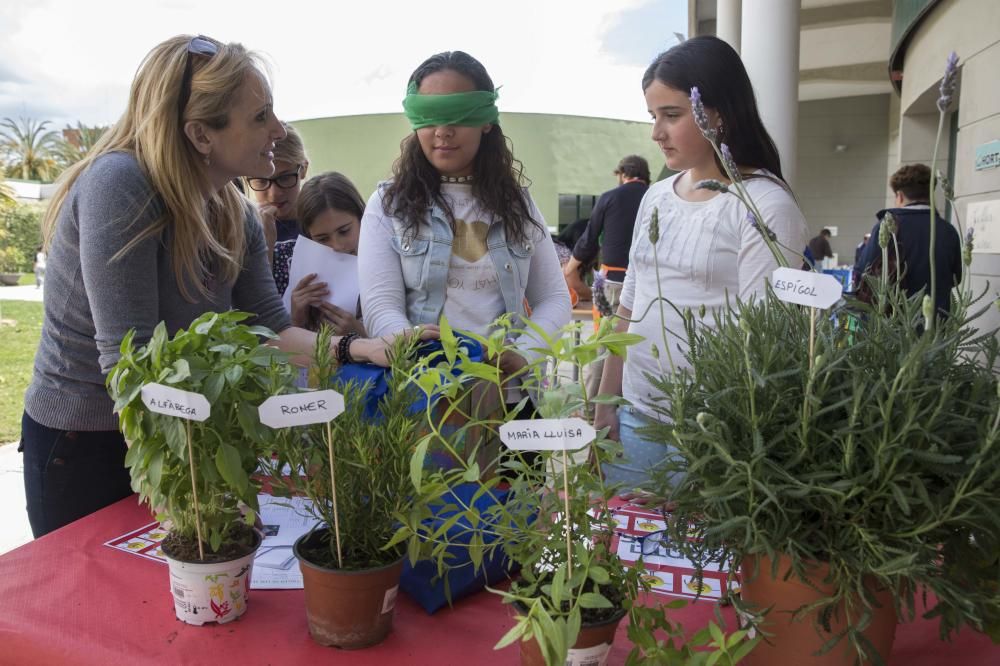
[293,530,404,649]
[740,553,897,666]
[516,603,626,666]
[161,529,261,626]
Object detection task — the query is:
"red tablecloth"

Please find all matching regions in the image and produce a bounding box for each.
[0,496,996,665]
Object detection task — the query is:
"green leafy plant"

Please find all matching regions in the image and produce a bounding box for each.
[262,326,424,570]
[107,310,296,557]
[396,316,753,665]
[643,51,1000,664]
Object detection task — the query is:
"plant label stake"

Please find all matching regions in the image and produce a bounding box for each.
[259,390,346,567]
[771,267,842,369]
[141,383,211,559]
[500,418,596,578]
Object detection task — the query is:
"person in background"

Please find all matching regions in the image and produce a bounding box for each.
[20,34,432,539]
[805,228,834,269]
[248,122,309,251]
[274,171,366,335]
[33,245,45,289]
[854,163,961,315]
[551,217,592,304]
[563,154,650,399]
[359,50,569,408]
[854,232,871,269]
[595,36,807,493]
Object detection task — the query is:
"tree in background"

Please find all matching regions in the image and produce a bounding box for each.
[0,202,42,273]
[53,122,107,168]
[0,168,14,207]
[0,117,60,182]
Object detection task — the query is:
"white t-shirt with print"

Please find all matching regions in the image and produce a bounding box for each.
[620,172,808,419]
[440,183,507,334]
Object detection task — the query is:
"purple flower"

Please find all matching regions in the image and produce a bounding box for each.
[963,227,975,266]
[689,87,717,141]
[592,270,606,292]
[965,227,975,245]
[720,143,741,183]
[937,170,954,200]
[746,211,776,242]
[937,51,959,113]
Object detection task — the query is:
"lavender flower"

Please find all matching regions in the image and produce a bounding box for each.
[878,212,897,249]
[937,170,954,200]
[648,207,660,244]
[937,52,959,113]
[746,211,776,242]
[695,179,729,193]
[963,228,974,266]
[689,87,717,141]
[720,143,741,183]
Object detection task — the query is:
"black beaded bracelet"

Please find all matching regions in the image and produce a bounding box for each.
[336,332,360,366]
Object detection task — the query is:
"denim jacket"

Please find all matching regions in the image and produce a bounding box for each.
[387,186,539,327]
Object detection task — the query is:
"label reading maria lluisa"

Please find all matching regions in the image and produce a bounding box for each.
[499,417,596,451]
[141,383,211,422]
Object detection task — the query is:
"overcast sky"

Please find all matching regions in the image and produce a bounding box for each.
[0,0,687,131]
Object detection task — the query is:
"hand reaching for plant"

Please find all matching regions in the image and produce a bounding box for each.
[594,402,620,442]
[351,325,441,367]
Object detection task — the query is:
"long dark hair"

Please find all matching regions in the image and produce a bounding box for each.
[643,36,785,184]
[383,51,539,244]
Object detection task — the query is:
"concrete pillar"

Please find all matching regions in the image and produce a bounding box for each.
[717,0,742,54]
[741,0,800,189]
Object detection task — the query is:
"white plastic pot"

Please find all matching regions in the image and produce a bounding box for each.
[162,532,261,626]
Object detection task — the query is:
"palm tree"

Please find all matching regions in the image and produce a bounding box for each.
[53,122,107,168]
[0,167,15,206]
[0,117,61,182]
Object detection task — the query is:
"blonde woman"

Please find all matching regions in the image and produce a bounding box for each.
[20,35,435,538]
[248,121,309,249]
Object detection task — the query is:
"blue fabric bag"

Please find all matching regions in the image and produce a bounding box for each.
[400,482,521,614]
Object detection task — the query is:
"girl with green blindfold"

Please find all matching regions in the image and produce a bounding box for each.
[358,49,570,410]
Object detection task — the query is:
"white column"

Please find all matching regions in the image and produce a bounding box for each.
[717,0,742,54]
[741,0,800,190]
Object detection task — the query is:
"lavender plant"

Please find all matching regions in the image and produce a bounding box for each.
[642,52,1000,664]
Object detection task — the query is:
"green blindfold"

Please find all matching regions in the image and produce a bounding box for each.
[402,81,500,130]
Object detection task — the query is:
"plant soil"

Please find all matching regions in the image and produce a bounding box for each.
[297,528,404,571]
[516,577,626,625]
[162,523,258,564]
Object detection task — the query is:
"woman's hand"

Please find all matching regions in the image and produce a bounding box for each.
[497,349,528,385]
[317,303,366,337]
[347,325,441,367]
[289,273,328,328]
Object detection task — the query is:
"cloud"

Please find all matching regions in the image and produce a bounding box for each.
[601,0,688,66]
[0,0,686,126]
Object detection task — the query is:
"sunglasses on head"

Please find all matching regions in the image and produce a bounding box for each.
[247,165,304,191]
[178,35,219,124]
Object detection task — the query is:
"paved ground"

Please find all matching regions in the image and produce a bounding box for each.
[0,442,32,554]
[0,284,43,302]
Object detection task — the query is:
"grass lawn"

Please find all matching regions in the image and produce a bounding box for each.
[0,300,42,442]
[18,273,35,286]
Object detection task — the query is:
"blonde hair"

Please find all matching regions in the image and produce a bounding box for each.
[274,122,308,167]
[43,35,268,301]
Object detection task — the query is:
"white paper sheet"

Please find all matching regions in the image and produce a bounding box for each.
[281,235,360,315]
[251,495,320,589]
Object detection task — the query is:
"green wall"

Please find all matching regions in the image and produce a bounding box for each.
[291,112,663,229]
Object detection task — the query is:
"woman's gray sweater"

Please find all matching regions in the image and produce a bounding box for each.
[23,152,290,432]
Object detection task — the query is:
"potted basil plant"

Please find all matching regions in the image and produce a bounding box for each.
[108,310,296,625]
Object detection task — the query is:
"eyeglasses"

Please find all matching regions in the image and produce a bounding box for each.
[247,166,304,191]
[178,35,219,123]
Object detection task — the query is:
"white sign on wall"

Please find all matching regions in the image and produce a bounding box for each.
[969,200,1000,254]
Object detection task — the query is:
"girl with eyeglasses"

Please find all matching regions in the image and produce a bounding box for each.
[274,171,366,336]
[359,51,569,405]
[247,122,309,250]
[20,35,436,538]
